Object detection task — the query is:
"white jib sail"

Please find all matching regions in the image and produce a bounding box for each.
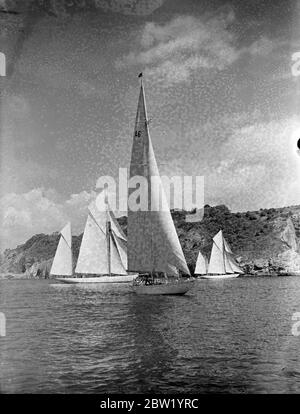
[224,250,235,273]
[50,222,73,276]
[127,80,190,276]
[226,253,244,273]
[195,250,208,274]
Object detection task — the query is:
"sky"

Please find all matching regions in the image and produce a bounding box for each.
[0,0,300,250]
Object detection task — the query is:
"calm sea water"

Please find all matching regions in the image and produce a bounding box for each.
[0,277,300,393]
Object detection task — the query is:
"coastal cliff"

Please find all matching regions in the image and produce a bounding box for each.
[1,204,299,278]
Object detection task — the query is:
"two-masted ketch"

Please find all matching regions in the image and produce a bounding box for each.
[127,75,194,295]
[196,230,243,279]
[50,193,137,283]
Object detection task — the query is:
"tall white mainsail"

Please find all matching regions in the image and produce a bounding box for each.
[75,197,127,275]
[50,222,73,276]
[207,237,226,274]
[195,250,208,274]
[127,79,190,276]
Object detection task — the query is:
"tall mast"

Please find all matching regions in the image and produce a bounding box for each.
[107,220,111,276]
[141,74,154,276]
[140,73,154,276]
[127,73,190,276]
[104,189,111,276]
[222,231,226,274]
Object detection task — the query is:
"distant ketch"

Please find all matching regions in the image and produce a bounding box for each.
[128,75,194,295]
[55,193,137,284]
[199,230,243,279]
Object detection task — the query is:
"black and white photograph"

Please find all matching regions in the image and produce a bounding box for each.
[0,0,300,400]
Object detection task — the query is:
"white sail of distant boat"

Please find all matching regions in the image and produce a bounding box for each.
[194,250,208,275]
[215,231,243,274]
[56,193,136,284]
[129,74,193,295]
[75,198,127,275]
[201,230,243,279]
[50,222,73,276]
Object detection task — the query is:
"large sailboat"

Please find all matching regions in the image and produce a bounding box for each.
[50,222,73,278]
[200,230,243,279]
[128,75,193,295]
[56,195,137,284]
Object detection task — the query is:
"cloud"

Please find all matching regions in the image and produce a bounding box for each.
[246,36,279,57]
[207,117,300,210]
[116,6,288,87]
[145,56,212,84]
[117,9,240,85]
[158,113,300,212]
[0,188,97,250]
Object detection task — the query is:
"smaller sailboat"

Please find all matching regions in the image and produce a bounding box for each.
[50,222,73,278]
[56,195,137,284]
[200,230,243,279]
[194,250,208,277]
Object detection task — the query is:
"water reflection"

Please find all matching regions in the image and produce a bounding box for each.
[124,294,179,393]
[1,278,300,393]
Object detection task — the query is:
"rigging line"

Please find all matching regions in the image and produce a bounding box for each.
[110,232,126,272]
[88,210,107,237]
[60,233,72,251]
[222,236,227,273]
[212,239,223,252]
[107,208,126,239]
[111,226,127,245]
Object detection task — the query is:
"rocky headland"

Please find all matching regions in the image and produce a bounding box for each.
[1,204,299,279]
